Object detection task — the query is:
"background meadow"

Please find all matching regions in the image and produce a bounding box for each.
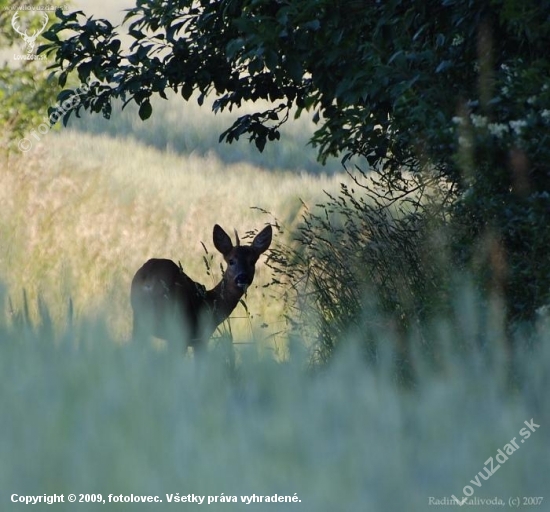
[1,1,549,511]
[1,92,352,348]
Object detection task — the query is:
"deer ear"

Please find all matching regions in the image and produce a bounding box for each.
[213,225,233,255]
[252,225,272,254]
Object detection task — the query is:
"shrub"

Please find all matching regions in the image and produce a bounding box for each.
[267,172,453,374]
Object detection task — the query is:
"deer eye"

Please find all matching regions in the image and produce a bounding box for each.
[229,259,236,266]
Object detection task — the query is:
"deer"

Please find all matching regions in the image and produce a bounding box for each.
[130,224,272,352]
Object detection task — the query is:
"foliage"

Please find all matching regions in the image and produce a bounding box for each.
[451,58,550,323]
[267,174,452,369]
[40,1,547,178]
[0,0,65,146]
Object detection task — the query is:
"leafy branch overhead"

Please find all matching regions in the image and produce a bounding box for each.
[41,1,549,189]
[32,3,477,165]
[41,1,314,153]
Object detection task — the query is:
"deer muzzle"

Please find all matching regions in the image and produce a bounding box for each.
[235,273,251,290]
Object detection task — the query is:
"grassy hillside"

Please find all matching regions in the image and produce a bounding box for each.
[67,92,345,174]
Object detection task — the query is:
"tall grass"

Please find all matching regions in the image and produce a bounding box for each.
[0,286,548,511]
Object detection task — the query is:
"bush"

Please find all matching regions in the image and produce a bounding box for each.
[267,172,453,372]
[451,59,550,324]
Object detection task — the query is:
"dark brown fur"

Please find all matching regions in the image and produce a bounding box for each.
[130,224,272,350]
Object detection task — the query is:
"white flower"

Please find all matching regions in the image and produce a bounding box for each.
[452,34,464,46]
[488,123,508,138]
[452,116,465,126]
[470,114,488,128]
[509,119,528,135]
[541,109,550,120]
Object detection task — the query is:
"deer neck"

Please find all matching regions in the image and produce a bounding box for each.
[205,278,244,327]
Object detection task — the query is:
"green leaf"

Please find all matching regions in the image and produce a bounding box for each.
[109,39,121,53]
[255,135,267,152]
[181,82,193,101]
[285,56,303,82]
[129,29,145,40]
[138,100,152,120]
[226,38,244,60]
[59,71,68,88]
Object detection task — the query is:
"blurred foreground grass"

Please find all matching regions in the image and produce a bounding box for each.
[0,285,548,511]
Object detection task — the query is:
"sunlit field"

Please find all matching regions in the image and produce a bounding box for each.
[1,120,351,346]
[1,1,549,510]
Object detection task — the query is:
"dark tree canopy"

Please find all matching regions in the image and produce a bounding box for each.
[42,1,547,178]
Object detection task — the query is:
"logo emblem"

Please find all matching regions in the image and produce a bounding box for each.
[12,11,49,54]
